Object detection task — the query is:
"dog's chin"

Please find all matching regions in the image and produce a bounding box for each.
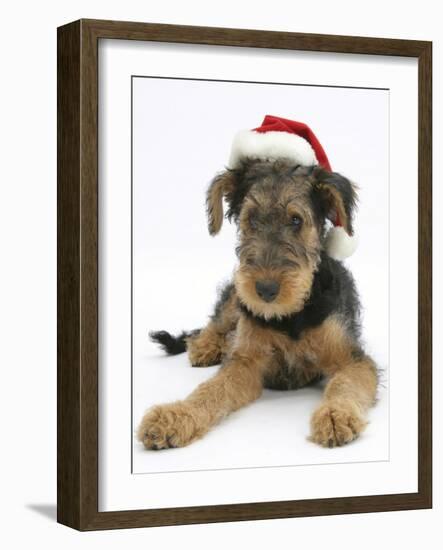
[237,295,299,320]
[234,267,314,320]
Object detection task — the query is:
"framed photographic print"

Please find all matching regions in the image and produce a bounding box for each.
[57,19,432,530]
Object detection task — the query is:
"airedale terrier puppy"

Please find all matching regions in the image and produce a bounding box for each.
[137,115,378,450]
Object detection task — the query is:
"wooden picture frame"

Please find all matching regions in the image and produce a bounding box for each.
[57,19,432,530]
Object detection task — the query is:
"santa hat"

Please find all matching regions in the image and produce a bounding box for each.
[227,115,358,261]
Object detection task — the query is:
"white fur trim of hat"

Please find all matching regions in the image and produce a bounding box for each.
[228,129,318,169]
[226,115,358,261]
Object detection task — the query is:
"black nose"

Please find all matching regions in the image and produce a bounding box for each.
[255,280,280,302]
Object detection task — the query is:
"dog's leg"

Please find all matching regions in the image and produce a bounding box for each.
[187,284,239,367]
[301,316,378,447]
[186,322,227,367]
[310,354,378,447]
[138,318,268,449]
[137,352,265,449]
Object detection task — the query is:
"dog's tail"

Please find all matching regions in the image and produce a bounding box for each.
[149,329,200,356]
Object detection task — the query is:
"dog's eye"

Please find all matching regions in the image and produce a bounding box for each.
[291,216,303,229]
[249,215,258,229]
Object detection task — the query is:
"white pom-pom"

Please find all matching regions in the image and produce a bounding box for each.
[325,226,358,261]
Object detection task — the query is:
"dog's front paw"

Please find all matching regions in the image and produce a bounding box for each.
[137,402,203,450]
[310,399,367,447]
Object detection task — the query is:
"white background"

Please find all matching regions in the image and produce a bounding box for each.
[132,77,390,474]
[100,39,417,511]
[0,0,441,549]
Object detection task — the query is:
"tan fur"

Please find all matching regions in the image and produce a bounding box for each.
[186,322,226,366]
[235,182,321,319]
[187,288,240,366]
[138,316,268,449]
[138,311,378,449]
[310,399,367,447]
[313,179,358,235]
[235,265,314,319]
[206,171,236,235]
[138,163,377,450]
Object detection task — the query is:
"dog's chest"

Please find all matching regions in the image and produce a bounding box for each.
[280,343,318,370]
[263,337,322,391]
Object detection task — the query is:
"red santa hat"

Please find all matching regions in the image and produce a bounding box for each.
[227,115,358,261]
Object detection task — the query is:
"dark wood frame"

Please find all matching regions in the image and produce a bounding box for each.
[57,18,432,531]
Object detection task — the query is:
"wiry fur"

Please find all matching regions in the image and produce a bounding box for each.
[239,252,362,343]
[138,159,378,450]
[150,330,200,355]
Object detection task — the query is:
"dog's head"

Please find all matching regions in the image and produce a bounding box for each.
[206,159,357,319]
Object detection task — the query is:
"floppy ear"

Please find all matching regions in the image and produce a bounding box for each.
[312,167,358,235]
[206,170,236,235]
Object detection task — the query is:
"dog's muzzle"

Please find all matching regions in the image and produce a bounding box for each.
[255,279,280,302]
